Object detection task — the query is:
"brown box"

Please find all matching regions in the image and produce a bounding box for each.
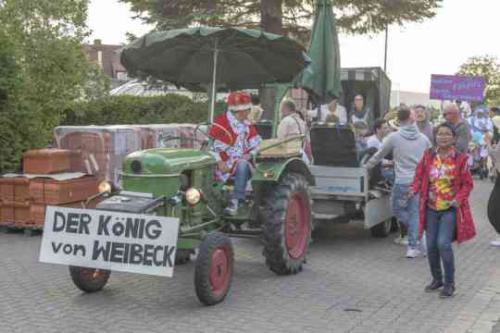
[54,126,142,185]
[29,176,99,204]
[53,125,202,186]
[0,201,30,227]
[0,177,31,203]
[27,200,97,228]
[23,149,71,174]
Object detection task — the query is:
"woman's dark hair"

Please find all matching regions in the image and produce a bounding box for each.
[435,122,456,137]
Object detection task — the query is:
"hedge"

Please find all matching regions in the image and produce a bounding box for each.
[62,94,214,125]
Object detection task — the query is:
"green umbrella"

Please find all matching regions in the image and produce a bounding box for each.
[121,27,309,122]
[295,0,342,106]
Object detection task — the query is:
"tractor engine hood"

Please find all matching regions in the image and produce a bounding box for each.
[123,148,216,175]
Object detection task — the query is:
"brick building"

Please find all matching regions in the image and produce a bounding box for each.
[83,39,128,87]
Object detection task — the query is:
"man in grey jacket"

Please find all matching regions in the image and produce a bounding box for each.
[365,107,432,258]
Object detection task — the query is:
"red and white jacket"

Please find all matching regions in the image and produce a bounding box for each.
[209,111,261,181]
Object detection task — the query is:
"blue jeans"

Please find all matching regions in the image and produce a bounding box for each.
[391,184,419,248]
[425,208,456,285]
[233,160,251,201]
[382,167,395,185]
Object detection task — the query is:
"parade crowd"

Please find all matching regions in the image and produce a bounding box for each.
[209,91,500,300]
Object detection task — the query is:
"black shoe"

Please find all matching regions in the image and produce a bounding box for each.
[424,280,443,292]
[439,284,455,298]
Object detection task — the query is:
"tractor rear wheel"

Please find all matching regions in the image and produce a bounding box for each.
[194,232,234,306]
[262,173,312,275]
[69,266,111,293]
[370,219,392,238]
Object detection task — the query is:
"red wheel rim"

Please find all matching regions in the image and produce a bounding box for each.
[285,193,309,259]
[209,246,231,297]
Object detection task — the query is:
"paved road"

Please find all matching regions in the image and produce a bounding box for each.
[1,180,499,333]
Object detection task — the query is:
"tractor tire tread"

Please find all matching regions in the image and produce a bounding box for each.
[194,232,234,306]
[262,173,312,275]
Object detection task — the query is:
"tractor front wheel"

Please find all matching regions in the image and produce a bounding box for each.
[194,232,234,306]
[175,249,194,265]
[262,173,312,275]
[69,266,111,293]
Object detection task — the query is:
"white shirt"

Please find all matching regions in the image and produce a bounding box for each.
[366,135,383,150]
[277,113,306,140]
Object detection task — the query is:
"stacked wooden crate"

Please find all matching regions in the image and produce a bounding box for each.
[0,149,99,231]
[53,124,204,186]
[0,178,31,228]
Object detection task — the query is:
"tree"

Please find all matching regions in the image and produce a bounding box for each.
[121,0,442,38]
[0,0,107,173]
[0,30,24,172]
[457,55,500,106]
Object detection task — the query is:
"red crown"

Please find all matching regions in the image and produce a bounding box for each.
[227,91,252,111]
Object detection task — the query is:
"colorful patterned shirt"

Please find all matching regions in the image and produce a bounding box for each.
[427,149,457,211]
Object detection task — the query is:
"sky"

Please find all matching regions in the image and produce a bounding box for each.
[87,0,500,93]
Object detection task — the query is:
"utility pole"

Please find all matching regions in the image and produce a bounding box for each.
[384,24,388,72]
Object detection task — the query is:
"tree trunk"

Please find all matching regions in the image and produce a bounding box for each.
[260,0,283,34]
[259,0,285,124]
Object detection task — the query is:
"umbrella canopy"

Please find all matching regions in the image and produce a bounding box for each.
[295,0,342,105]
[121,27,309,91]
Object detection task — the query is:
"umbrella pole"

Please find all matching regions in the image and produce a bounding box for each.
[209,39,219,123]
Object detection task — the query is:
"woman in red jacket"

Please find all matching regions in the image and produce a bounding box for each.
[409,123,476,298]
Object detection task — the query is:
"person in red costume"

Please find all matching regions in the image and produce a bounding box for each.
[209,91,262,215]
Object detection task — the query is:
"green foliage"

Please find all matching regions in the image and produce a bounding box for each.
[0,31,24,172]
[0,0,107,173]
[120,0,441,39]
[457,55,500,106]
[63,94,209,125]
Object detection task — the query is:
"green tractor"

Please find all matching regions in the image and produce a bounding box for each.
[68,27,314,306]
[70,131,314,305]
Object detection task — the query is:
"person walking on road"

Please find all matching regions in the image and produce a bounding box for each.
[484,117,500,247]
[415,105,434,143]
[365,107,432,258]
[409,123,476,298]
[443,103,471,154]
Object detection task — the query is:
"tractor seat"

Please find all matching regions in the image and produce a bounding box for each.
[310,124,359,167]
[255,121,273,139]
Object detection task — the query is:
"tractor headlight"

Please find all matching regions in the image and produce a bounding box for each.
[98,181,112,194]
[185,188,201,205]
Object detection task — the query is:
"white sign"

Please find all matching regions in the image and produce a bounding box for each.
[39,206,180,277]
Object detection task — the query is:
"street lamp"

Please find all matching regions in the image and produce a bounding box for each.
[384,24,388,72]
